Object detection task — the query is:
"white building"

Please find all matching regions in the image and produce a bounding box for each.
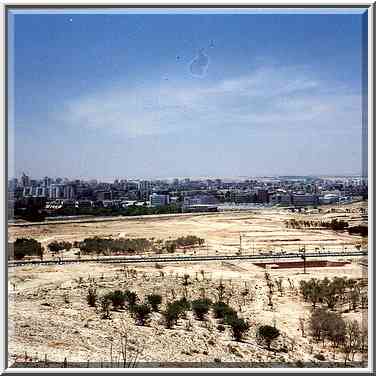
[150,193,170,207]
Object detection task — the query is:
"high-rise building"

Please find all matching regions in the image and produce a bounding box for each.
[138,180,152,201]
[21,173,30,188]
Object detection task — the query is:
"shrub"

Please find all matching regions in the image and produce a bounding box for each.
[132,304,151,326]
[147,294,162,312]
[227,317,250,341]
[86,287,97,307]
[213,301,233,319]
[107,290,127,310]
[175,297,191,312]
[163,302,182,329]
[257,325,280,350]
[124,290,138,309]
[192,299,211,320]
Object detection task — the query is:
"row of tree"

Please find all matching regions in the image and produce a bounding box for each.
[300,277,367,312]
[309,308,367,365]
[285,218,349,231]
[77,235,205,256]
[86,287,281,349]
[285,218,367,237]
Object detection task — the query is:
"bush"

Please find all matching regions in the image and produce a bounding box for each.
[87,287,97,307]
[192,299,211,320]
[107,290,127,310]
[163,302,182,329]
[11,238,43,260]
[124,290,138,309]
[147,294,162,312]
[213,301,234,319]
[257,325,280,350]
[227,317,250,341]
[175,297,191,312]
[132,304,151,326]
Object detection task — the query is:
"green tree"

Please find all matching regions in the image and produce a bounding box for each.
[147,294,162,312]
[227,317,250,341]
[132,304,151,326]
[257,325,281,350]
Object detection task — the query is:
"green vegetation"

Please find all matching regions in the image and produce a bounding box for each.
[132,304,151,326]
[79,237,153,255]
[299,277,364,311]
[257,325,281,350]
[77,234,205,256]
[191,299,212,320]
[146,294,162,312]
[9,238,43,260]
[227,317,250,341]
[47,241,72,254]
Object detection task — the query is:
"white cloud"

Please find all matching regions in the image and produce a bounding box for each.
[60,65,361,137]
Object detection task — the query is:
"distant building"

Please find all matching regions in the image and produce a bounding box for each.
[182,204,218,213]
[63,185,77,200]
[49,184,64,199]
[21,173,30,188]
[150,193,170,207]
[319,194,339,204]
[292,194,318,206]
[75,200,93,209]
[138,180,152,201]
[270,193,292,206]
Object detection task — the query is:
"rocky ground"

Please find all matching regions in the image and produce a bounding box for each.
[8,258,368,368]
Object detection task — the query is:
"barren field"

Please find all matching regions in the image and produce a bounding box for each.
[8,202,368,259]
[8,203,368,368]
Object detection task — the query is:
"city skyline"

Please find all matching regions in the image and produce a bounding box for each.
[8,9,367,180]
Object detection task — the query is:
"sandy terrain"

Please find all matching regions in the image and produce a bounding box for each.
[8,203,368,368]
[8,203,367,258]
[8,259,367,367]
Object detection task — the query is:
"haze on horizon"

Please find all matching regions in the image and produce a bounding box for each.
[8,9,367,181]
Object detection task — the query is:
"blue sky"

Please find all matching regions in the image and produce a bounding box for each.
[8,9,368,181]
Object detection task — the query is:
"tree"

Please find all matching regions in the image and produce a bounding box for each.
[132,304,151,326]
[146,294,162,312]
[107,290,127,310]
[213,301,235,319]
[192,299,211,321]
[87,287,97,307]
[124,291,138,309]
[227,317,250,341]
[342,320,361,365]
[162,302,183,329]
[12,238,43,260]
[257,325,280,350]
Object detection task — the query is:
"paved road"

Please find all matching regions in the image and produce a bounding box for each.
[8,250,367,267]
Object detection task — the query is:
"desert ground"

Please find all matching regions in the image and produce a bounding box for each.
[8,202,368,367]
[8,202,368,258]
